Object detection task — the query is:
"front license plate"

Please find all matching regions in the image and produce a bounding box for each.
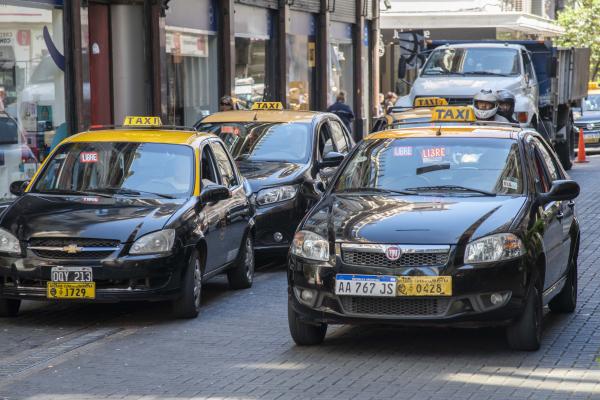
[397,276,452,296]
[584,133,600,143]
[335,274,397,297]
[47,282,96,299]
[51,266,93,282]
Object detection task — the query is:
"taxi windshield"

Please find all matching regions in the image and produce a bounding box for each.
[33,142,194,199]
[422,48,520,77]
[583,94,600,112]
[196,122,311,163]
[334,138,523,196]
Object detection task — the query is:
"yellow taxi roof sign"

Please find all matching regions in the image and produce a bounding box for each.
[123,116,163,127]
[589,82,600,90]
[414,97,448,107]
[431,106,476,123]
[251,102,284,110]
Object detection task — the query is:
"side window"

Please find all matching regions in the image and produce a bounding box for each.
[201,145,220,187]
[532,149,551,193]
[533,139,560,181]
[210,141,238,188]
[317,124,334,159]
[522,51,535,82]
[329,120,349,153]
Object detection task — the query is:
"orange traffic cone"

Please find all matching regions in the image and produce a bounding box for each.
[575,127,589,163]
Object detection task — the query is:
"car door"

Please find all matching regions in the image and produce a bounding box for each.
[533,138,573,278]
[199,143,229,271]
[528,138,564,289]
[209,140,248,265]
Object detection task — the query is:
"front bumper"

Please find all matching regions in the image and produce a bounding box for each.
[288,255,529,328]
[253,197,305,252]
[0,250,188,302]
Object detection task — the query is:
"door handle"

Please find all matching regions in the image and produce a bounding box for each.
[556,210,564,221]
[567,201,575,210]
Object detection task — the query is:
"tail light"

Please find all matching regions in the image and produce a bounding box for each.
[516,112,528,123]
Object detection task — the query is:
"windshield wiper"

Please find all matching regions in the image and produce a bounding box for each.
[96,187,176,199]
[35,189,112,198]
[463,71,509,77]
[402,185,496,196]
[335,187,416,195]
[416,163,450,175]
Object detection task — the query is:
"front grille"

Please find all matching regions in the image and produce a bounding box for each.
[340,296,450,317]
[578,121,600,131]
[28,238,120,259]
[342,251,449,267]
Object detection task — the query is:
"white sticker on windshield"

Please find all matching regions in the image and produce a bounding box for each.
[393,146,413,157]
[503,179,518,190]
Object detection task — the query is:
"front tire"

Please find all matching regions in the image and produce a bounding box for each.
[172,249,202,319]
[506,284,542,351]
[549,257,577,313]
[0,298,20,317]
[288,301,327,346]
[227,235,255,290]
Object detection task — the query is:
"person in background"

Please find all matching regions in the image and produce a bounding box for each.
[496,90,518,123]
[376,93,385,117]
[473,89,509,123]
[219,96,237,112]
[384,92,397,114]
[327,91,355,133]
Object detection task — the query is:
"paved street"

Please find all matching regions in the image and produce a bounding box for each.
[0,159,599,400]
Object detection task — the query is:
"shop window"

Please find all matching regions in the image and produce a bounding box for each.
[0,5,65,199]
[235,37,268,109]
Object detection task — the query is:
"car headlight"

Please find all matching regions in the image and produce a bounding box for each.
[256,185,298,206]
[465,233,524,264]
[586,123,595,131]
[130,229,175,255]
[0,228,20,255]
[290,230,330,262]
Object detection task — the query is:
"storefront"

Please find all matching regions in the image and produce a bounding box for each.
[328,21,354,109]
[234,4,273,109]
[286,10,316,111]
[0,0,65,199]
[165,0,218,126]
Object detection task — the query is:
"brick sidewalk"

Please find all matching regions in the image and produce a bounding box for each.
[1,158,600,400]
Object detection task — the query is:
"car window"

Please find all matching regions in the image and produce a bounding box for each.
[33,142,194,198]
[522,51,535,83]
[532,149,551,193]
[201,145,221,187]
[210,141,238,188]
[422,47,520,76]
[329,120,349,153]
[532,138,560,181]
[318,124,334,159]
[334,137,523,195]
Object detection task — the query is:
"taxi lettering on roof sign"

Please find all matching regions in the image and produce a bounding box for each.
[431,106,476,122]
[122,116,163,127]
[414,97,448,107]
[589,82,600,91]
[251,102,284,110]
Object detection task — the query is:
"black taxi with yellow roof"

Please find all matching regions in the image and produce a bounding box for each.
[288,106,580,350]
[0,116,255,319]
[373,97,450,132]
[195,102,354,254]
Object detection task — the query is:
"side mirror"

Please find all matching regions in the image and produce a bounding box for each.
[538,180,579,204]
[9,180,29,197]
[319,151,344,169]
[199,184,231,204]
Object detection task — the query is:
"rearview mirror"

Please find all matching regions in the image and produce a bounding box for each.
[319,151,344,169]
[199,184,231,203]
[9,180,29,197]
[538,180,579,204]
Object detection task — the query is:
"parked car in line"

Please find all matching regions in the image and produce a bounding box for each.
[195,102,355,255]
[574,82,600,147]
[288,106,580,351]
[0,116,255,319]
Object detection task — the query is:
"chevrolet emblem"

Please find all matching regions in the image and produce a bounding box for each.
[63,244,83,254]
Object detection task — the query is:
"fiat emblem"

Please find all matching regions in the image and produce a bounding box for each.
[385,246,401,261]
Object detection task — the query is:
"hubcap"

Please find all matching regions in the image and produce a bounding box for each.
[192,259,202,309]
[245,238,254,281]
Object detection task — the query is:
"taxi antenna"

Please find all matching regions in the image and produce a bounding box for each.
[436,126,442,136]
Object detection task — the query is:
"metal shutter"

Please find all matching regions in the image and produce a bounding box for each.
[290,0,320,13]
[331,0,356,23]
[236,0,279,10]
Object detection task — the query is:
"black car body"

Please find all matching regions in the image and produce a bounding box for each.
[0,127,255,319]
[288,125,580,350]
[196,109,354,253]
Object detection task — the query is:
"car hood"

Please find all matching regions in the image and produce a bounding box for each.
[0,193,187,243]
[302,194,527,245]
[411,76,523,98]
[574,112,600,124]
[236,160,307,193]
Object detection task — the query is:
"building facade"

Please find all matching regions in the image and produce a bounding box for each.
[0,0,381,200]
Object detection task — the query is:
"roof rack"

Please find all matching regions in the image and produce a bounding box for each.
[87,124,198,132]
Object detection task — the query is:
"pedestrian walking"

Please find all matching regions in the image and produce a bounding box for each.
[327,91,354,133]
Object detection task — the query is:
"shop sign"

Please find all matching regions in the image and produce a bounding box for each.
[17,30,31,47]
[0,32,14,46]
[308,42,316,68]
[166,31,208,58]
